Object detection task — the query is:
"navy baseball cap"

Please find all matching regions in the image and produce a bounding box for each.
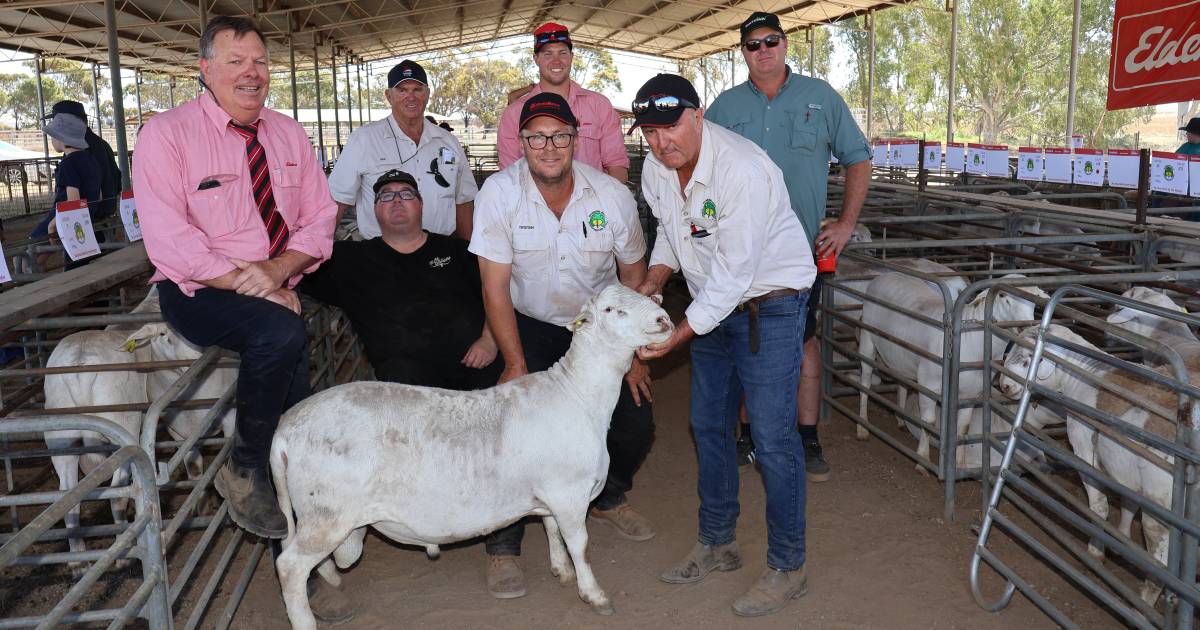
[388,60,427,88]
[519,92,578,129]
[740,12,785,42]
[373,169,419,195]
[630,74,700,132]
[46,100,88,122]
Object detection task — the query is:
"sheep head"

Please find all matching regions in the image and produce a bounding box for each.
[971,275,1049,323]
[998,324,1094,400]
[121,321,204,361]
[568,284,672,348]
[1108,286,1190,332]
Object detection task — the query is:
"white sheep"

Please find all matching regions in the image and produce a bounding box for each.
[998,324,1194,604]
[1106,286,1200,362]
[270,284,673,630]
[858,273,1047,471]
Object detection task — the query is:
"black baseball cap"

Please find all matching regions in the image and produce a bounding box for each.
[373,169,419,195]
[45,100,88,123]
[519,92,578,129]
[630,74,700,132]
[1181,117,1200,136]
[740,11,784,42]
[387,60,427,88]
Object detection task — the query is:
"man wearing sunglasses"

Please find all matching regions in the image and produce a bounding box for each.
[632,73,816,618]
[300,169,499,389]
[707,11,872,482]
[496,23,630,183]
[329,59,477,241]
[472,92,655,600]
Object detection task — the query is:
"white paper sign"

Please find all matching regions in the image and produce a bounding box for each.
[872,140,889,166]
[945,143,966,171]
[966,143,986,175]
[119,191,141,242]
[1107,149,1140,189]
[1044,148,1073,184]
[1152,151,1189,196]
[1073,149,1105,186]
[53,199,101,262]
[890,139,920,168]
[983,145,1009,177]
[0,245,11,284]
[924,142,942,170]
[1070,135,1085,149]
[1017,147,1043,181]
[1191,156,1200,199]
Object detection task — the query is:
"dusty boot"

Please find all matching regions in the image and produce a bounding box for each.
[307,575,355,625]
[660,541,742,584]
[213,460,287,539]
[732,566,808,617]
[804,438,831,483]
[487,555,527,599]
[588,504,655,541]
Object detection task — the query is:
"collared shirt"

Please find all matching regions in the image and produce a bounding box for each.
[469,159,645,326]
[133,93,337,296]
[1177,142,1200,156]
[497,81,630,172]
[329,117,476,238]
[642,120,815,336]
[706,67,871,246]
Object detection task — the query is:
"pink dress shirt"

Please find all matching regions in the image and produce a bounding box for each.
[497,81,630,172]
[133,93,337,296]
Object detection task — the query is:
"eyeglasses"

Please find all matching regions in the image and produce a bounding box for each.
[632,95,699,115]
[522,132,575,150]
[535,31,571,48]
[376,189,419,203]
[742,34,784,52]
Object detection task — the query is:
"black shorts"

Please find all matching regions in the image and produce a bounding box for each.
[803,274,823,343]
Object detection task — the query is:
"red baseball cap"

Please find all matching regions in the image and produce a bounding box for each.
[534,22,572,52]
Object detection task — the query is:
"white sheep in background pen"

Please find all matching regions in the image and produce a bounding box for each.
[998,324,1197,604]
[1106,286,1200,363]
[270,284,673,630]
[857,273,1048,471]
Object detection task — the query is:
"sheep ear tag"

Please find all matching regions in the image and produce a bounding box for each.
[123,339,138,353]
[569,316,588,332]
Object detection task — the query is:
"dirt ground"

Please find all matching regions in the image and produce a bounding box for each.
[228,349,1125,630]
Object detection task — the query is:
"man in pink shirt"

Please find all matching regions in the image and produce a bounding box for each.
[496,23,630,182]
[134,17,337,550]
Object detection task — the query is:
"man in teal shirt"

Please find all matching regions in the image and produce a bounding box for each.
[1179,117,1200,155]
[706,11,871,481]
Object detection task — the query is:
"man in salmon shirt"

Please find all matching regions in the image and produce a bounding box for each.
[496,22,630,182]
[133,17,337,543]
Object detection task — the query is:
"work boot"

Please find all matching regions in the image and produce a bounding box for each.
[660,541,742,584]
[736,431,757,466]
[307,575,355,625]
[486,555,527,599]
[732,566,809,617]
[804,438,831,483]
[213,460,287,539]
[588,504,655,541]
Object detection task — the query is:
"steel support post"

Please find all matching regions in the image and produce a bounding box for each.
[134,70,143,128]
[344,56,353,134]
[808,28,815,76]
[866,10,875,139]
[1065,0,1082,143]
[288,22,298,120]
[91,63,103,135]
[313,49,326,165]
[34,54,49,160]
[169,77,176,108]
[946,0,959,143]
[105,0,131,189]
[198,0,207,35]
[331,47,341,152]
[356,62,364,125]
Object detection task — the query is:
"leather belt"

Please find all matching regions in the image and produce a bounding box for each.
[733,289,803,354]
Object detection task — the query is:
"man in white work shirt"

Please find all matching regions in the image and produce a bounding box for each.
[329,59,477,240]
[632,74,815,618]
[470,92,656,601]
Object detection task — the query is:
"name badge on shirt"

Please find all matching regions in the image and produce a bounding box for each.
[439,147,456,165]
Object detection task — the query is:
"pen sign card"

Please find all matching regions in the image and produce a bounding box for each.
[54,199,100,261]
[1044,148,1073,184]
[0,245,11,284]
[1107,149,1140,189]
[1192,156,1200,199]
[1073,148,1105,186]
[890,139,920,168]
[119,191,141,242]
[1152,151,1189,196]
[983,144,1009,177]
[872,140,889,166]
[1017,147,1043,181]
[924,142,942,169]
[945,142,966,171]
[966,143,986,175]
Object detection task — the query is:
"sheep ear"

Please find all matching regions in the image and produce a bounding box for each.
[1108,307,1136,325]
[567,295,600,332]
[121,322,168,352]
[1035,357,1054,381]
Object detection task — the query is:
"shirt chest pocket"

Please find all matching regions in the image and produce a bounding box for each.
[269,163,304,221]
[790,111,824,153]
[512,224,553,277]
[186,179,239,237]
[579,228,615,267]
[576,124,603,154]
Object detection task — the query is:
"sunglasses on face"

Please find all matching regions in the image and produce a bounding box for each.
[743,34,784,52]
[632,95,699,115]
[521,132,576,150]
[535,31,571,47]
[376,189,419,203]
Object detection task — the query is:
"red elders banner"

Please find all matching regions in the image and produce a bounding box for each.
[1108,0,1200,110]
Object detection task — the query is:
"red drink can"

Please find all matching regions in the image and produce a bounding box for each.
[816,251,837,274]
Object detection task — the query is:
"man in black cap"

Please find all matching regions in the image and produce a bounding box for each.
[44,100,121,222]
[300,169,500,388]
[471,91,654,600]
[328,59,476,240]
[632,73,816,617]
[1178,117,1200,156]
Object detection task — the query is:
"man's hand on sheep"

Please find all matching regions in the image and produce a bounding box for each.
[462,335,499,369]
[638,319,694,361]
[264,287,301,315]
[498,363,529,384]
[625,357,653,405]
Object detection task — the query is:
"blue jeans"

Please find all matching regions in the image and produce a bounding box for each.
[689,291,808,571]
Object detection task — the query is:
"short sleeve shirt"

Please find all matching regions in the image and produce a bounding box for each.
[469,160,645,326]
[496,81,631,172]
[706,68,870,246]
[329,117,477,238]
[54,150,102,209]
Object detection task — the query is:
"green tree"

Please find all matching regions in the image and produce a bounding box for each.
[572,46,621,94]
[787,27,835,81]
[10,77,63,128]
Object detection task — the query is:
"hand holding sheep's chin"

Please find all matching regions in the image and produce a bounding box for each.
[638,320,694,361]
[625,357,653,406]
[263,288,301,315]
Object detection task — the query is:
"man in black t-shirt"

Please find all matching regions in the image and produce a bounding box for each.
[300,169,500,389]
[44,100,122,221]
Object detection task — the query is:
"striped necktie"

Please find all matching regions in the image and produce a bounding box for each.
[229,120,289,258]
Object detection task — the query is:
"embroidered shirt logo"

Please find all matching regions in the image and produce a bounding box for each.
[428,256,451,268]
[702,199,717,218]
[588,210,607,231]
